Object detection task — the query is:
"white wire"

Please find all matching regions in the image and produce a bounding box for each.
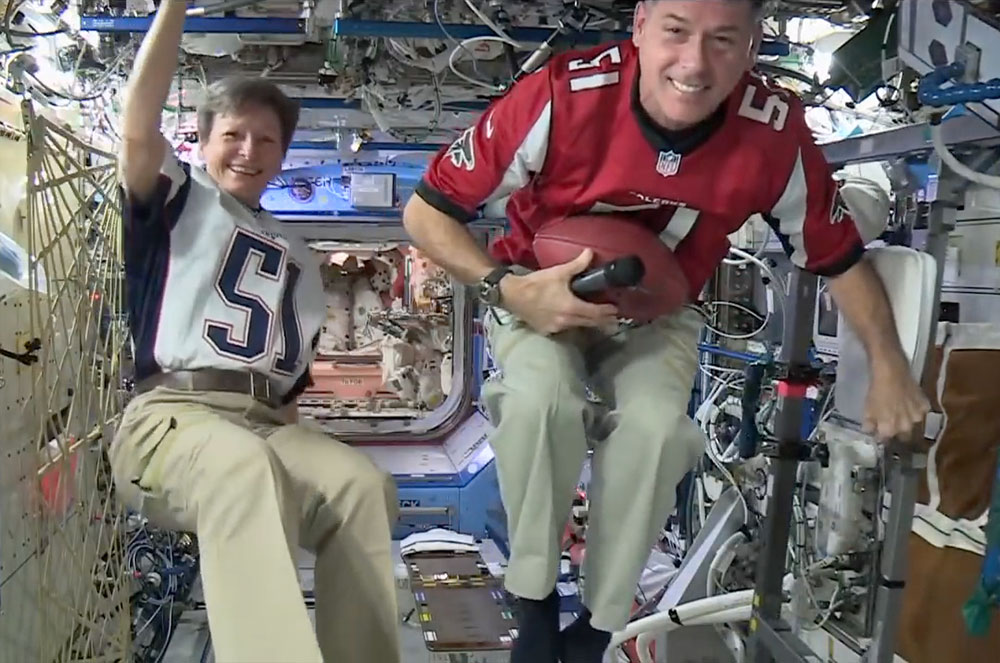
[696,375,746,456]
[804,584,842,631]
[930,120,1000,189]
[724,223,772,266]
[708,300,765,322]
[700,364,744,375]
[698,363,743,386]
[694,375,731,431]
[705,300,770,340]
[706,245,785,342]
[385,38,441,72]
[134,603,164,638]
[708,394,743,464]
[707,532,747,598]
[705,530,749,650]
[706,443,749,524]
[152,599,174,663]
[463,0,523,48]
[706,424,738,467]
[729,244,788,327]
[728,245,787,295]
[448,36,513,91]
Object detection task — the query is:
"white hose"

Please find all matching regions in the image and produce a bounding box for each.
[608,589,755,650]
[696,378,741,467]
[724,222,771,267]
[449,36,512,91]
[630,605,754,663]
[707,531,748,598]
[727,244,786,327]
[930,120,1000,189]
[725,246,770,277]
[463,0,523,48]
[704,531,751,661]
[727,246,783,295]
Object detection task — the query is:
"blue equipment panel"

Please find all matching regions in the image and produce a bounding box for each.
[80,16,303,34]
[357,410,508,544]
[264,162,424,217]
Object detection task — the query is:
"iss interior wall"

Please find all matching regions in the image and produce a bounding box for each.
[939,189,1000,324]
[0,89,44,663]
[1,96,130,662]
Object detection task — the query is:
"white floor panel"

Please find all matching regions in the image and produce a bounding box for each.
[165,609,434,663]
[162,540,514,662]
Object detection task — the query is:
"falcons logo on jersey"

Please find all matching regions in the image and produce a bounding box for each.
[447,127,476,171]
[831,188,850,225]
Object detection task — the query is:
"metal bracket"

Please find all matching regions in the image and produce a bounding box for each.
[752,616,824,663]
[0,338,41,366]
[955,42,982,84]
[748,156,967,663]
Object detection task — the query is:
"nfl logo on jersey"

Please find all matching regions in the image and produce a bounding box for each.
[656,151,681,177]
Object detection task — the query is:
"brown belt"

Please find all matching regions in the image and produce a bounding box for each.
[135,369,284,409]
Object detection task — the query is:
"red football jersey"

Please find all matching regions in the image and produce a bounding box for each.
[416,39,864,299]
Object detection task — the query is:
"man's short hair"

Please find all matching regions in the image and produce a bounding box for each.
[197,76,300,152]
[643,0,767,17]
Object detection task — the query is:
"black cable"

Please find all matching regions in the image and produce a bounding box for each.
[27,71,108,102]
[0,44,31,56]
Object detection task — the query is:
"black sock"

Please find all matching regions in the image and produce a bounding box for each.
[559,608,612,663]
[510,590,561,663]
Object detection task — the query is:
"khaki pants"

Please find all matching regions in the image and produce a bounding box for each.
[482,306,706,632]
[108,387,400,663]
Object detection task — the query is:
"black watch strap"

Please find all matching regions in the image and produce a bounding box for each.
[483,265,512,286]
[478,265,513,306]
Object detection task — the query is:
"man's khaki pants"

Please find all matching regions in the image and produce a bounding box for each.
[109,387,400,663]
[482,306,707,633]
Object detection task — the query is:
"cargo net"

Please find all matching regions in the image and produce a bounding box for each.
[0,108,132,662]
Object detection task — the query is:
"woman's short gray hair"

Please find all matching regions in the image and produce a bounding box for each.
[197,76,300,151]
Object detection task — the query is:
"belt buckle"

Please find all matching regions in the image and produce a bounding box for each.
[249,373,272,405]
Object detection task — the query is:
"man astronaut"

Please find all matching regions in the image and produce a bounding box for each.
[402,1,931,662]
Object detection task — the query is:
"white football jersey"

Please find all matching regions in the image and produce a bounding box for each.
[123,152,326,400]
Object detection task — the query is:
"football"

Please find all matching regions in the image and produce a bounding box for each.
[532,214,690,322]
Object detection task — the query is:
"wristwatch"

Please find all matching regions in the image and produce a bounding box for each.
[477,265,513,307]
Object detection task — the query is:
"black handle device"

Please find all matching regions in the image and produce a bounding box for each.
[570,255,645,297]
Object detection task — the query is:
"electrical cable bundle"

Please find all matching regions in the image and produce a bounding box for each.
[125,520,200,663]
